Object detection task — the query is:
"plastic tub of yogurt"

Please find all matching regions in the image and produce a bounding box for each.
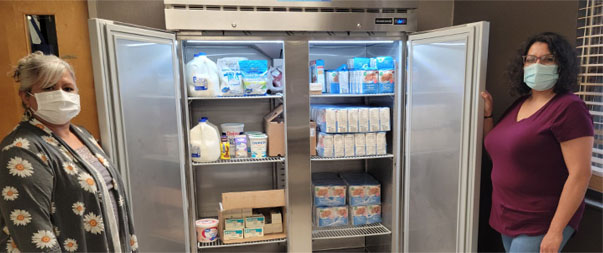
[247,132,268,158]
[196,219,219,243]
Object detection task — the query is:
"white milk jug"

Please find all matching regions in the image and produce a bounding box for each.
[186,52,221,97]
[190,117,221,162]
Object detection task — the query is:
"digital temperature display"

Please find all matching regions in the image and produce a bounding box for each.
[394,18,407,25]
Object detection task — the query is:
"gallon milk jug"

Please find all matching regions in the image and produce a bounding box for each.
[186,53,221,97]
[190,117,221,162]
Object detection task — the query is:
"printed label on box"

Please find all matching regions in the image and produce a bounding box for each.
[224,229,244,240]
[245,216,265,228]
[244,227,264,238]
[225,218,245,230]
[354,133,366,156]
[367,204,382,224]
[347,108,359,132]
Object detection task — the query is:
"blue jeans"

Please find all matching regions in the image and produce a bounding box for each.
[501,226,575,252]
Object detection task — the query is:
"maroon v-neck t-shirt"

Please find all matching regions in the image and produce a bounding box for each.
[485,92,594,237]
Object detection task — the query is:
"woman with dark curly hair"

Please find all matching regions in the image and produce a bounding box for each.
[481,32,594,252]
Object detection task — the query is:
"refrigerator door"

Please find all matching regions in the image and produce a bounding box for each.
[404,22,489,252]
[88,19,188,251]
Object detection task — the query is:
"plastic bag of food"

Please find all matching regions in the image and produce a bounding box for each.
[217,57,248,96]
[239,60,269,95]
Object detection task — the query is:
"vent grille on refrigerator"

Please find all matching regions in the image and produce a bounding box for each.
[165,4,412,14]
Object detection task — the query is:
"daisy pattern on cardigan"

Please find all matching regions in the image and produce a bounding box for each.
[0,118,137,252]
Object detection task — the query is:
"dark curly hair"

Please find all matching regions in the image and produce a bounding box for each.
[507,32,579,96]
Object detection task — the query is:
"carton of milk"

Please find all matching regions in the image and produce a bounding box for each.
[347,57,371,70]
[374,56,395,94]
[333,134,345,157]
[358,107,370,132]
[369,108,380,132]
[360,69,379,94]
[339,68,349,94]
[341,173,381,206]
[310,60,326,92]
[312,172,347,207]
[317,133,334,157]
[326,70,340,94]
[365,133,376,155]
[376,132,387,155]
[379,107,390,131]
[354,133,366,156]
[336,108,348,133]
[315,206,349,227]
[350,206,368,226]
[312,105,337,133]
[367,204,382,224]
[344,134,355,157]
[379,69,395,93]
[347,108,359,132]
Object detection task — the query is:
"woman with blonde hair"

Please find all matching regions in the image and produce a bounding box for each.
[0,52,137,252]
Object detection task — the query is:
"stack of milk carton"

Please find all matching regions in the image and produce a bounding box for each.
[311,105,390,157]
[313,173,349,227]
[341,173,382,226]
[311,56,395,95]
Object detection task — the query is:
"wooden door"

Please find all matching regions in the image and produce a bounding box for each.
[0,0,99,139]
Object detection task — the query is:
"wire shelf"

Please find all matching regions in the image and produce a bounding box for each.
[311,93,395,98]
[198,238,287,249]
[188,94,283,100]
[312,223,391,240]
[193,157,285,166]
[311,154,394,161]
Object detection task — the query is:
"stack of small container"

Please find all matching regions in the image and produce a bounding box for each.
[312,172,382,227]
[341,172,382,226]
[311,56,395,95]
[311,105,390,157]
[313,173,349,227]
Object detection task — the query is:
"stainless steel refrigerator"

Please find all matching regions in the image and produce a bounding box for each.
[88,1,488,252]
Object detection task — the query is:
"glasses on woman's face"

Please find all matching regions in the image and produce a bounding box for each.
[522,54,556,65]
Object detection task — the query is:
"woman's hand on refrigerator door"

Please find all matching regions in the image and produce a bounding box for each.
[481,90,494,136]
[481,91,493,118]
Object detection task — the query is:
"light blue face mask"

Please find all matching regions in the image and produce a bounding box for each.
[523,63,559,91]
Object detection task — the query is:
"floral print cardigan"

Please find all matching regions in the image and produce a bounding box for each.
[0,117,137,252]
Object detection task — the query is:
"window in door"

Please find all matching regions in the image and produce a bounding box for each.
[26,14,59,56]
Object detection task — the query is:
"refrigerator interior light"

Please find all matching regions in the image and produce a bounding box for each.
[186,40,284,44]
[309,40,395,44]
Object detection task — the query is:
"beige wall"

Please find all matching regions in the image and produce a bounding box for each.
[0,0,100,139]
[88,0,166,29]
[416,0,454,31]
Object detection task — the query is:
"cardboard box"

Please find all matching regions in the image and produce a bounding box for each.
[310,121,317,156]
[263,211,283,235]
[310,82,323,95]
[219,190,287,244]
[264,104,285,157]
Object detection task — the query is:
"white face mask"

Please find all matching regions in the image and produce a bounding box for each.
[29,90,81,125]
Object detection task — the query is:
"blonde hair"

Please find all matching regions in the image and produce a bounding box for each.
[12,51,75,91]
